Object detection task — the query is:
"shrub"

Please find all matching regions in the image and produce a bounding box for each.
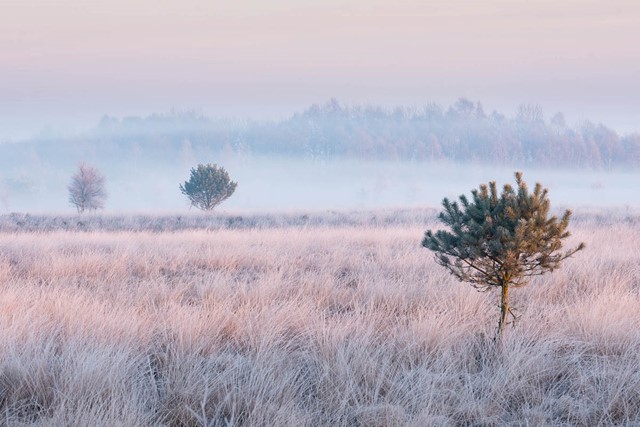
[180,164,237,211]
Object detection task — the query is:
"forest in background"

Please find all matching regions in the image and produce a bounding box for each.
[2,98,639,172]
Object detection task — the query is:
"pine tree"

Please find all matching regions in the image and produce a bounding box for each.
[422,172,584,343]
[180,164,237,211]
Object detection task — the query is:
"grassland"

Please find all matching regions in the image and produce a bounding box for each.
[0,211,639,426]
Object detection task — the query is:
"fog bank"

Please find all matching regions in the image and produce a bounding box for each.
[1,156,638,214]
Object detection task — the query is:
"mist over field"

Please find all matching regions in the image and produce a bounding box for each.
[1,100,639,213]
[2,155,640,214]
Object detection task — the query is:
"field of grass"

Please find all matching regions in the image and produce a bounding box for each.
[0,211,639,426]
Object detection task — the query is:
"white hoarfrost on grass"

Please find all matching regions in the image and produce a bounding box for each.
[0,214,639,426]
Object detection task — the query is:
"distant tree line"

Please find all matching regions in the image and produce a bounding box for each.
[3,99,640,170]
[275,99,639,168]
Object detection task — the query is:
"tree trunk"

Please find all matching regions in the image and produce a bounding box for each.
[496,283,509,346]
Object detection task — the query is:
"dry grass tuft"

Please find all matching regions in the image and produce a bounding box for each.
[0,214,639,425]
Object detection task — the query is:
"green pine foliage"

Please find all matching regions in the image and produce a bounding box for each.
[422,172,585,342]
[180,164,237,211]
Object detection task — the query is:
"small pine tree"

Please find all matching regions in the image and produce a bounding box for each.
[422,172,584,343]
[68,163,107,213]
[180,163,237,211]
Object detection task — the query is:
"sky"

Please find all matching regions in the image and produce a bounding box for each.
[1,0,639,139]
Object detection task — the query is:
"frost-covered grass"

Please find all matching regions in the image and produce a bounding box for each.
[0,209,440,232]
[0,206,637,232]
[0,213,639,426]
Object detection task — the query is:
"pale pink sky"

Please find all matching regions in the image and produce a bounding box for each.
[1,0,639,138]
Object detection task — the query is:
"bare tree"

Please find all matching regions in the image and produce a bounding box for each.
[68,163,107,213]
